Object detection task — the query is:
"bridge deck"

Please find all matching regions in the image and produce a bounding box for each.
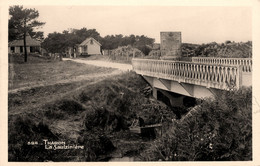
[132,58,253,90]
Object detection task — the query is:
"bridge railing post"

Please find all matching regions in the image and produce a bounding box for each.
[236,65,243,89]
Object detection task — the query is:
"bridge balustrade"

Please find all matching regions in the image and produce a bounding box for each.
[132,58,243,90]
[192,57,252,72]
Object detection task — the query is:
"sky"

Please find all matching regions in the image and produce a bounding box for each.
[22,6,251,44]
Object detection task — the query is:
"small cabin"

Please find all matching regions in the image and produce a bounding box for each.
[78,37,102,55]
[8,34,41,54]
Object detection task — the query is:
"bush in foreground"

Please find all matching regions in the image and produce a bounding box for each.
[8,116,60,161]
[142,87,252,161]
[43,99,85,119]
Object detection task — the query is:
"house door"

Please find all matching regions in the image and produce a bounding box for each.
[83,46,88,53]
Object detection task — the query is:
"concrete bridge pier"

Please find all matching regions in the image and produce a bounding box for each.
[152,87,157,100]
[153,87,185,107]
[160,90,185,107]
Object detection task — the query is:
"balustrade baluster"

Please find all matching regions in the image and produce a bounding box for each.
[203,65,206,81]
[184,64,187,77]
[194,64,198,79]
[165,62,168,76]
[153,61,155,73]
[205,65,209,81]
[209,66,213,81]
[215,66,219,82]
[198,65,201,80]
[220,66,224,83]
[186,63,189,78]
[181,63,185,77]
[201,65,204,81]
[178,63,181,77]
[190,64,193,79]
[190,64,193,78]
[206,66,210,81]
[227,67,230,85]
[213,66,216,82]
[171,63,174,76]
[165,62,167,76]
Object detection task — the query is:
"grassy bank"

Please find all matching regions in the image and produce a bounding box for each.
[9,71,176,161]
[8,54,176,161]
[9,54,116,90]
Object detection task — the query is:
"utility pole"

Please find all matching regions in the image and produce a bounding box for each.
[23,17,27,62]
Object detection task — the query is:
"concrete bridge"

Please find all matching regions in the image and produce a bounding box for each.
[132,57,252,106]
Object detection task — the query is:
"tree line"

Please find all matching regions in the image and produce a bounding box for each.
[41,28,154,55]
[8,5,155,62]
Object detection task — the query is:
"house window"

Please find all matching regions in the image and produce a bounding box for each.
[11,47,15,52]
[35,46,40,52]
[20,46,23,53]
[30,46,39,53]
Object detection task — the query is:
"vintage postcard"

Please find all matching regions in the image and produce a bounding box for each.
[1,0,259,165]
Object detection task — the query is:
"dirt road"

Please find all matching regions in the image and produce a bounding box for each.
[8,59,131,116]
[8,59,133,116]
[8,59,130,94]
[8,69,122,94]
[63,58,133,71]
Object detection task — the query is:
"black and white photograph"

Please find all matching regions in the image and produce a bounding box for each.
[1,0,259,164]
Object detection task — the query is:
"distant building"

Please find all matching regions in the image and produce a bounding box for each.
[78,37,102,55]
[8,34,41,54]
[65,47,74,58]
[65,44,79,58]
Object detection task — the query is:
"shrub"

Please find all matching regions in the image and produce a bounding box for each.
[78,132,115,161]
[8,116,59,161]
[78,91,91,103]
[44,99,85,119]
[142,87,252,161]
[84,107,128,131]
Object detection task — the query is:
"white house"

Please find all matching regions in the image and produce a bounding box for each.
[8,34,41,54]
[78,37,102,55]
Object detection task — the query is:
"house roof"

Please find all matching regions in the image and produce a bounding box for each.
[8,35,41,47]
[79,37,102,46]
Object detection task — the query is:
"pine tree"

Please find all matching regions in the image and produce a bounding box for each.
[9,6,45,62]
